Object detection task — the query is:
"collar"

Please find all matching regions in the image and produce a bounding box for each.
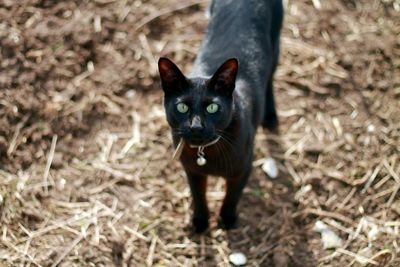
[189,136,221,148]
[172,136,221,165]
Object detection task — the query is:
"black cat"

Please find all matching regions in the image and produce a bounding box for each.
[158,0,283,233]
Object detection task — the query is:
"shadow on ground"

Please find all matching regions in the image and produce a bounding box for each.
[181,130,317,267]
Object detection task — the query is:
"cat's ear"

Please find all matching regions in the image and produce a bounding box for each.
[158,57,188,95]
[209,58,238,95]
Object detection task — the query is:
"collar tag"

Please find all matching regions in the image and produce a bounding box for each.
[189,136,221,166]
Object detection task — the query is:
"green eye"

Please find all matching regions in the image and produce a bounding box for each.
[206,103,219,113]
[176,103,189,113]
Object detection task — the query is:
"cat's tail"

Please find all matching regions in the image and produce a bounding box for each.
[261,0,284,130]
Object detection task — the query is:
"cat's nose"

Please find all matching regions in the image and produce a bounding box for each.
[190,116,204,133]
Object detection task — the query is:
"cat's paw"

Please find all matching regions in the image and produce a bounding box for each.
[192,216,209,233]
[218,213,238,230]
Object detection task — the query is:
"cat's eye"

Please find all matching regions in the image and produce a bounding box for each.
[206,103,219,113]
[176,103,189,113]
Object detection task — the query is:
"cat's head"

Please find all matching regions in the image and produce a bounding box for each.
[158,57,238,146]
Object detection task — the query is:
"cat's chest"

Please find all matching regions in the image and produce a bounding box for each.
[179,141,250,177]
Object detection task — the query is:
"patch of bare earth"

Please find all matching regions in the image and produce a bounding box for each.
[0,0,399,266]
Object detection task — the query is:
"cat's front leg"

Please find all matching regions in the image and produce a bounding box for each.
[185,170,209,233]
[219,169,251,229]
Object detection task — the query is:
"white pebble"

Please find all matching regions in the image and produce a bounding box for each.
[125,90,136,99]
[58,178,66,190]
[314,220,343,249]
[367,224,379,242]
[261,158,278,178]
[367,124,375,133]
[229,252,247,266]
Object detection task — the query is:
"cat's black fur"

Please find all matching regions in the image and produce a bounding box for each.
[158,0,283,233]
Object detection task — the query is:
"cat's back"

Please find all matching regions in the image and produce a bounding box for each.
[192,0,282,83]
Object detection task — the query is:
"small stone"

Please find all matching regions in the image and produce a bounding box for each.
[262,158,278,178]
[314,220,343,249]
[125,90,136,99]
[57,178,66,191]
[229,252,247,266]
[367,224,379,241]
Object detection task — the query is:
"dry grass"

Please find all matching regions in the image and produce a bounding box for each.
[0,0,399,266]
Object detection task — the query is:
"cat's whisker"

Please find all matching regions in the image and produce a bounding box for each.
[217,134,234,176]
[217,129,236,143]
[216,141,230,176]
[217,132,236,151]
[216,129,233,136]
[221,134,237,176]
[214,142,225,174]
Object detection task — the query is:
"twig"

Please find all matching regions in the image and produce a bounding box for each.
[336,187,356,210]
[7,115,29,156]
[335,248,378,265]
[362,163,382,193]
[386,183,400,208]
[284,161,302,184]
[43,135,58,195]
[139,33,158,76]
[293,208,354,225]
[51,235,84,267]
[146,235,157,267]
[134,0,207,32]
[383,159,400,184]
[118,112,141,159]
[2,239,43,267]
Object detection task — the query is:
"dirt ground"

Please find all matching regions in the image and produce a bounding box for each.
[0,0,399,266]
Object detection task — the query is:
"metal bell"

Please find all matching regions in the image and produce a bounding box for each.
[197,156,206,166]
